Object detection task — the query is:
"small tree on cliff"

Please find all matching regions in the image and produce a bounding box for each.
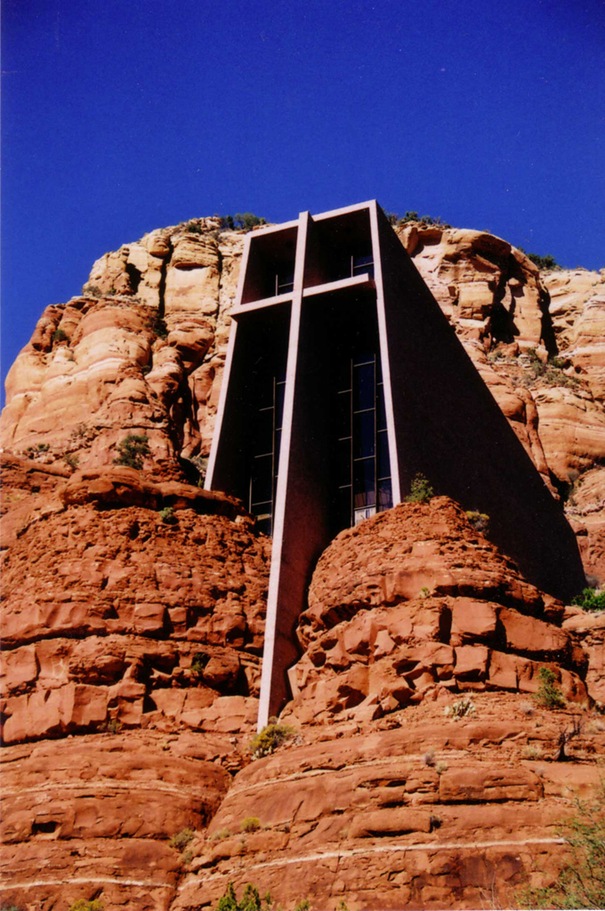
[518,781,605,909]
[113,434,150,470]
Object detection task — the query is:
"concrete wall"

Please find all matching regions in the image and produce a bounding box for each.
[374,206,585,601]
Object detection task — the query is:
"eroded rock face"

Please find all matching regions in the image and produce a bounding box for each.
[171,499,604,911]
[1,459,270,746]
[285,499,596,727]
[174,695,605,911]
[0,456,270,906]
[0,218,245,478]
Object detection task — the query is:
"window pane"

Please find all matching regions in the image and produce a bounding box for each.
[354,458,375,505]
[252,409,273,456]
[352,254,374,277]
[251,454,273,503]
[336,486,352,529]
[353,362,374,411]
[353,410,375,458]
[337,391,351,438]
[378,479,393,510]
[256,516,272,536]
[275,381,286,428]
[376,384,387,430]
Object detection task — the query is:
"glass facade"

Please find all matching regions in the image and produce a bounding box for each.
[249,368,286,535]
[334,347,392,530]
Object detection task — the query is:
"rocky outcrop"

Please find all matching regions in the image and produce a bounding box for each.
[169,499,604,911]
[0,455,270,907]
[285,499,589,728]
[174,696,605,911]
[0,218,245,479]
[1,458,269,746]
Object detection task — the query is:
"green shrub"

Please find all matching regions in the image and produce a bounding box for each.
[405,473,434,503]
[517,781,605,908]
[25,443,51,460]
[82,283,102,297]
[52,327,69,344]
[113,433,150,470]
[183,218,204,234]
[190,652,209,676]
[216,883,273,911]
[250,721,295,759]
[169,827,195,851]
[572,587,605,612]
[523,348,578,389]
[527,252,560,271]
[240,816,261,833]
[466,510,490,533]
[69,901,104,911]
[535,666,566,710]
[444,697,476,719]
[159,506,177,525]
[64,453,80,470]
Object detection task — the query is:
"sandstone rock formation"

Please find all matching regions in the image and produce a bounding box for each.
[1,217,604,910]
[169,500,604,911]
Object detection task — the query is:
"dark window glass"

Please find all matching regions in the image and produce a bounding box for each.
[253,409,274,456]
[277,271,294,294]
[378,478,393,509]
[251,454,273,503]
[337,486,352,529]
[353,362,374,411]
[354,458,375,505]
[352,254,374,277]
[256,516,272,536]
[275,382,286,429]
[376,384,387,430]
[337,391,351,438]
[353,410,375,458]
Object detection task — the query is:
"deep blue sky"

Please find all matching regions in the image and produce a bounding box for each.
[2,0,604,398]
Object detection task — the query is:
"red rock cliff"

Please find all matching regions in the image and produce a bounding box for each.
[1,218,604,910]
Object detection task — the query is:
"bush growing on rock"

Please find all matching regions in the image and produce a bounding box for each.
[68,902,104,911]
[572,587,605,612]
[249,721,295,759]
[52,327,69,344]
[113,433,150,470]
[405,473,434,503]
[465,510,490,533]
[216,883,273,911]
[169,827,195,851]
[444,697,476,719]
[535,666,566,710]
[159,506,177,525]
[517,782,605,909]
